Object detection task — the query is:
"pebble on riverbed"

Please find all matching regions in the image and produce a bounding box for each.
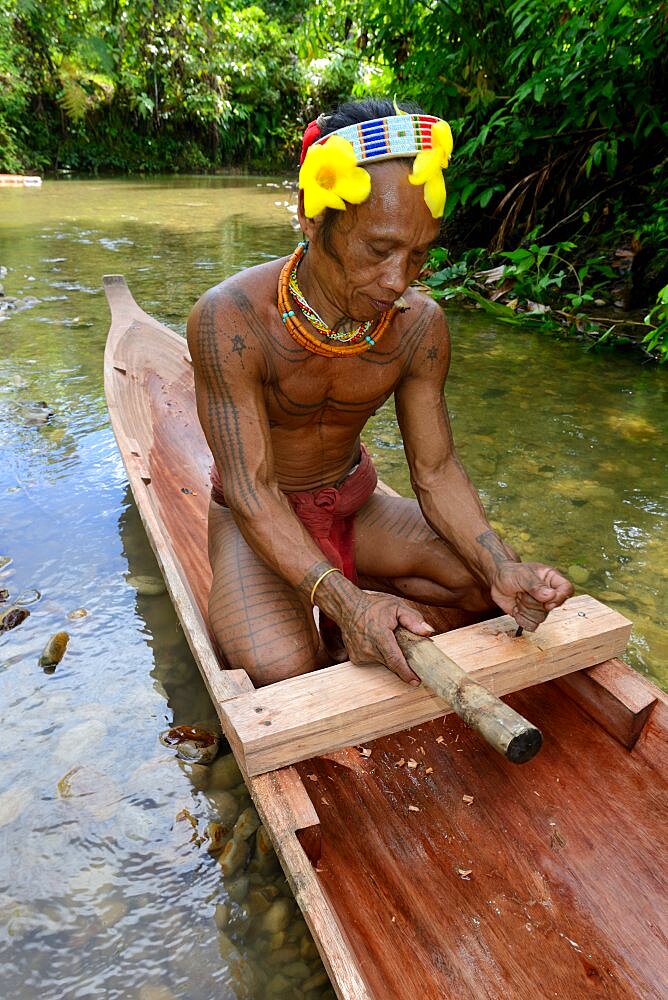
[159,724,219,764]
[126,574,167,596]
[67,607,88,620]
[20,400,54,425]
[567,564,590,585]
[39,631,69,669]
[0,606,30,632]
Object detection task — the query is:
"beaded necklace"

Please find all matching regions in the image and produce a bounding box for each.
[288,245,370,344]
[277,243,395,358]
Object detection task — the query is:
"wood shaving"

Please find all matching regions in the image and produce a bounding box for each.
[457,868,473,878]
[358,748,372,757]
[407,759,418,769]
[320,797,330,806]
[418,746,425,755]
[307,774,318,782]
[425,767,433,774]
[462,795,474,805]
[436,736,445,744]
[395,757,405,767]
[408,805,420,812]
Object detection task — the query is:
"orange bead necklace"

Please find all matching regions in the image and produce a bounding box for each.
[277,243,396,358]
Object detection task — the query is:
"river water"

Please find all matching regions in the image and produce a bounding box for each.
[0,178,666,999]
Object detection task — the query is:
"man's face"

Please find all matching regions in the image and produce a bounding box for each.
[301,160,442,322]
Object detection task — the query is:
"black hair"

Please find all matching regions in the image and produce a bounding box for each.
[308,97,425,261]
[316,97,424,138]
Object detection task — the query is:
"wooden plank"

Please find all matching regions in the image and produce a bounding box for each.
[295,682,668,1000]
[249,768,372,1000]
[556,657,658,749]
[222,595,632,776]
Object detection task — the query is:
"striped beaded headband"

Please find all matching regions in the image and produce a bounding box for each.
[311,114,444,163]
[299,114,453,219]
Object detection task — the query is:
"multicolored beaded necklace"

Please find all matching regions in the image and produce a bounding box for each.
[289,245,369,344]
[277,242,395,358]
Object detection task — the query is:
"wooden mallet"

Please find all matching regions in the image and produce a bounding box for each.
[395,627,543,764]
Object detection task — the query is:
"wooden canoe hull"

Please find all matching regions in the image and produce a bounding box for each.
[104,275,668,1000]
[0,174,42,186]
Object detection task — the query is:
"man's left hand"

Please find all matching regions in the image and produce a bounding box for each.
[490,562,574,631]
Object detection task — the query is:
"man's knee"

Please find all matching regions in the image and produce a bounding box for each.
[210,609,319,686]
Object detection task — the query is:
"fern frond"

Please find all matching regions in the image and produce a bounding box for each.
[58,78,88,122]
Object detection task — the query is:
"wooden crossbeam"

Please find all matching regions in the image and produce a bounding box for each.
[221,595,632,776]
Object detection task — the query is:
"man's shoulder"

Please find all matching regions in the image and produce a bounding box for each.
[395,286,449,341]
[187,257,287,376]
[191,257,285,320]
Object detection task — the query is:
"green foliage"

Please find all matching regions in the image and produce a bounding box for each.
[304,0,667,248]
[642,285,668,362]
[1,0,666,363]
[422,240,644,352]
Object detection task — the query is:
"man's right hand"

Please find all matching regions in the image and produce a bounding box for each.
[337,591,434,685]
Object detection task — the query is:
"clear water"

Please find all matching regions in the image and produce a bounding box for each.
[0,178,666,998]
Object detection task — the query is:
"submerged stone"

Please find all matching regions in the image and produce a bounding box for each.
[0,606,29,632]
[39,631,69,669]
[67,607,88,620]
[159,724,219,765]
[568,564,590,585]
[127,574,167,596]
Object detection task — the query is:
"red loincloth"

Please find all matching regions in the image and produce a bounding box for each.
[210,446,378,649]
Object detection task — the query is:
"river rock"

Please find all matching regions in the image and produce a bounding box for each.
[0,784,33,828]
[214,902,231,930]
[261,898,294,934]
[126,574,166,596]
[209,752,243,790]
[99,896,128,929]
[597,591,626,603]
[57,764,120,820]
[138,986,178,1000]
[0,606,29,631]
[15,588,41,606]
[159,724,219,764]
[67,607,88,620]
[20,400,53,425]
[207,789,240,831]
[39,631,69,669]
[607,413,657,441]
[55,720,108,764]
[218,835,249,876]
[226,874,249,903]
[568,564,590,585]
[232,806,260,842]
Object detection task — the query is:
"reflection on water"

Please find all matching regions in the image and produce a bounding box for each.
[0,178,666,998]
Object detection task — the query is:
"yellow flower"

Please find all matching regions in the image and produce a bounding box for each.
[299,135,371,218]
[409,120,454,218]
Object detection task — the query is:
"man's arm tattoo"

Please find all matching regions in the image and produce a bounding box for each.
[476,530,516,566]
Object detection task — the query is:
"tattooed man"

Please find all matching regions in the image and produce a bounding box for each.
[187,99,573,686]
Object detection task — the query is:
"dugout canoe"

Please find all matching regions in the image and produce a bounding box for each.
[103,274,667,1000]
[0,173,42,186]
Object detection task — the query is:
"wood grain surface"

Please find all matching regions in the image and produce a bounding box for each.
[294,683,667,999]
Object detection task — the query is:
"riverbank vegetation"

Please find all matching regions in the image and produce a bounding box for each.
[1,0,666,358]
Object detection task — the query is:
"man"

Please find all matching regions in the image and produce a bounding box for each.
[187,98,573,687]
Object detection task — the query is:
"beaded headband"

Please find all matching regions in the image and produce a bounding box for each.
[313,114,442,162]
[299,113,453,220]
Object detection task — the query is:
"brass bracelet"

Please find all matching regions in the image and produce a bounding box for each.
[309,566,343,606]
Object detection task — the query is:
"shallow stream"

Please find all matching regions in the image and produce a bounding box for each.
[0,178,666,998]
